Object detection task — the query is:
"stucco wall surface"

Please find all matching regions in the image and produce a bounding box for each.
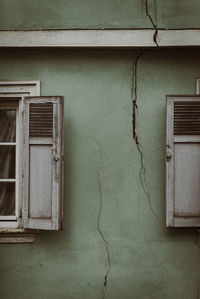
[0,0,200,29]
[0,49,200,298]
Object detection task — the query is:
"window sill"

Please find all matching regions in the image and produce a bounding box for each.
[0,228,39,243]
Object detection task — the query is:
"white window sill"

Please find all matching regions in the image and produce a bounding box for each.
[0,228,39,243]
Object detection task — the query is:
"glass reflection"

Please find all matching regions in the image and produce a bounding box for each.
[0,183,15,216]
[0,110,16,142]
[0,146,15,178]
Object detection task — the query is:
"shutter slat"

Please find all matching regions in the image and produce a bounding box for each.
[29,103,53,138]
[174,101,200,135]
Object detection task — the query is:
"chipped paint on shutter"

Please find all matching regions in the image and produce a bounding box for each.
[22,96,64,230]
[166,96,200,227]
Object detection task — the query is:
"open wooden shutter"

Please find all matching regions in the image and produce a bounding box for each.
[166,96,200,227]
[22,96,64,230]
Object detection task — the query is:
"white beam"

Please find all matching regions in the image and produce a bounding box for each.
[0,29,200,48]
[158,29,200,47]
[0,29,155,48]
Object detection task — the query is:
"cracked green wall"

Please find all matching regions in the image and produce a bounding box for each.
[0,0,200,29]
[0,49,200,298]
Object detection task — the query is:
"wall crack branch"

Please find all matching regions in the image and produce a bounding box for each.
[97,171,111,299]
[132,50,160,224]
[145,0,159,47]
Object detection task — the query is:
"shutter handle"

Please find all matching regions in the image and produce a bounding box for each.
[52,148,59,162]
[166,146,172,162]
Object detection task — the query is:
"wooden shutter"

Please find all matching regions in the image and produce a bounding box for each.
[22,96,64,230]
[166,95,200,227]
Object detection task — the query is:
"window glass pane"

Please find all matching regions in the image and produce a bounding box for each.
[0,110,16,142]
[0,182,15,216]
[0,146,15,178]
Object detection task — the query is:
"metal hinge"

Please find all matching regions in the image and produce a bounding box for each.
[166,145,172,162]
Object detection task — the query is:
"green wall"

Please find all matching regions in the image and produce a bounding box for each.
[0,0,200,29]
[0,49,200,298]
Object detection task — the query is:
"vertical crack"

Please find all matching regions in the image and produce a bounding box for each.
[131,50,143,144]
[97,171,111,299]
[131,50,160,223]
[92,132,111,299]
[145,0,159,47]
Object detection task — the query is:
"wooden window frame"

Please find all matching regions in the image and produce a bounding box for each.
[0,82,63,241]
[0,100,20,228]
[0,81,40,243]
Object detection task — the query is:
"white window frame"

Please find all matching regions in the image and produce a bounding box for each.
[0,81,40,242]
[0,100,21,228]
[196,78,200,95]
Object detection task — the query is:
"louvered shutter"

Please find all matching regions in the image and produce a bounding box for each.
[22,96,64,230]
[166,96,200,227]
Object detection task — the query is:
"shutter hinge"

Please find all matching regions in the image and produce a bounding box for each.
[52,148,59,162]
[166,145,172,162]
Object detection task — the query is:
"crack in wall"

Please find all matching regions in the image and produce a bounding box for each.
[145,0,159,47]
[132,50,160,224]
[97,171,111,299]
[92,131,111,299]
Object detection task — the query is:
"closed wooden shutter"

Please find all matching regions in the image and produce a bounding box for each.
[166,95,200,227]
[22,96,64,230]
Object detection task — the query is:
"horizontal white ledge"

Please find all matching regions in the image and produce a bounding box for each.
[0,216,17,220]
[0,29,155,47]
[0,179,16,182]
[158,29,200,47]
[0,29,200,48]
[0,222,18,228]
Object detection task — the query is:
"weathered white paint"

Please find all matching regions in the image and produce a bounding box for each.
[0,29,200,47]
[0,82,40,242]
[22,96,64,231]
[0,81,40,96]
[174,143,200,217]
[0,228,38,243]
[166,96,200,227]
[158,29,200,47]
[0,29,156,47]
[29,145,52,218]
[196,78,200,94]
[174,136,200,143]
[166,97,174,227]
[174,217,200,227]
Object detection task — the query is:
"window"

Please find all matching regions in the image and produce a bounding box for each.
[0,100,20,228]
[0,82,64,242]
[166,95,200,227]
